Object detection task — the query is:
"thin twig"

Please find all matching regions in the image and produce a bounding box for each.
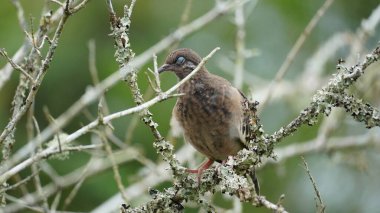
[0,144,103,185]
[49,0,65,7]
[0,49,36,84]
[301,156,325,213]
[0,0,95,90]
[4,195,44,212]
[3,147,141,212]
[106,0,115,14]
[233,0,246,89]
[152,54,161,92]
[256,196,288,213]
[11,0,27,32]
[88,39,100,84]
[167,0,193,51]
[0,0,73,145]
[128,0,137,18]
[263,131,378,167]
[31,163,49,212]
[0,169,40,194]
[124,87,154,144]
[269,44,380,146]
[50,191,61,213]
[259,0,335,111]
[99,133,129,203]
[62,161,90,210]
[70,0,92,14]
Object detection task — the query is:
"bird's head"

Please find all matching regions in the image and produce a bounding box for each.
[158,48,204,79]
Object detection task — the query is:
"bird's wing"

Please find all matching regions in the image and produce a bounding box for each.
[240,92,259,148]
[224,86,249,147]
[231,87,258,148]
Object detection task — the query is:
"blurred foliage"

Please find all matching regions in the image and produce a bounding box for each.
[1,0,380,212]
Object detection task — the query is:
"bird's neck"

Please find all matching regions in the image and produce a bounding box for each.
[178,68,209,95]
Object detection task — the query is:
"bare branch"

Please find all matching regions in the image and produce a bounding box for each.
[255,196,288,213]
[100,132,129,203]
[259,0,335,110]
[0,49,36,84]
[269,44,380,146]
[301,156,325,213]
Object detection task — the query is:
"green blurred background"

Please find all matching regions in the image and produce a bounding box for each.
[1,0,380,212]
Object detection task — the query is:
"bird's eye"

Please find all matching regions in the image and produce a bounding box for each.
[175,56,185,65]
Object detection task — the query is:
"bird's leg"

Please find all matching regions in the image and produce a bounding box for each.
[186,158,214,173]
[186,159,214,183]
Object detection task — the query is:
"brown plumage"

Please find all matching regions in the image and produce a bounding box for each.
[158,48,257,189]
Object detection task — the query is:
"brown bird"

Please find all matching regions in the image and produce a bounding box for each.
[158,48,256,188]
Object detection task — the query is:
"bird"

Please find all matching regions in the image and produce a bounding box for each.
[158,48,258,191]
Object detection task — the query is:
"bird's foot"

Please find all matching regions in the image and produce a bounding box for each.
[185,159,214,186]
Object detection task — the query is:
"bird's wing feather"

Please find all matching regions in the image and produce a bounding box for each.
[225,86,249,147]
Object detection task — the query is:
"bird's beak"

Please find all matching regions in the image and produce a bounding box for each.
[157,64,170,74]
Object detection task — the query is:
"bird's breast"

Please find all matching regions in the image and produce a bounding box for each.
[174,83,244,161]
